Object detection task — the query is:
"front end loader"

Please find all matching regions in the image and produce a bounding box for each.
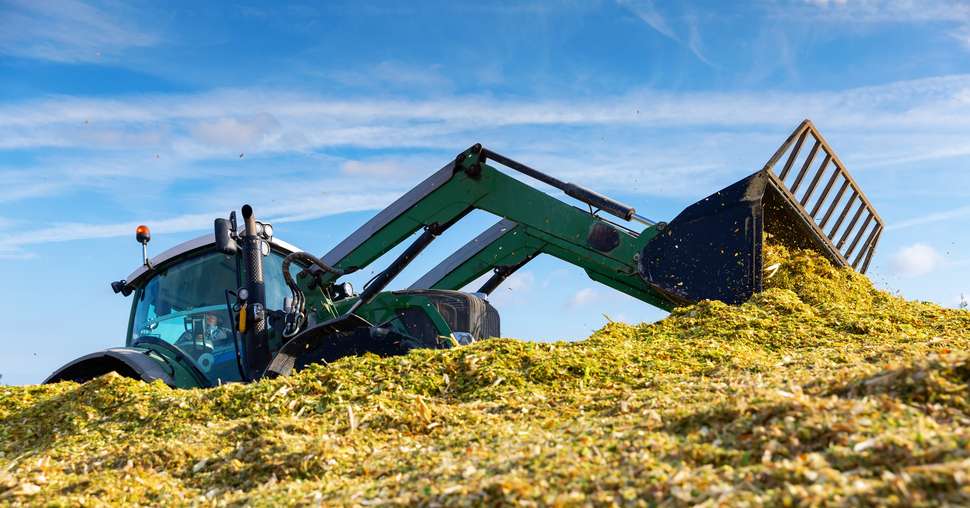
[46,120,883,388]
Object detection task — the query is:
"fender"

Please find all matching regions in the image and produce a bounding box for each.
[44,348,177,387]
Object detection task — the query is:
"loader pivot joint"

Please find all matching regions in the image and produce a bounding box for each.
[454,143,485,179]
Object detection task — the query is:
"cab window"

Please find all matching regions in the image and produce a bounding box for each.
[130,251,240,382]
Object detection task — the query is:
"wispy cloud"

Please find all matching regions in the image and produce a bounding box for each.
[0,175,64,204]
[0,0,159,63]
[4,74,970,196]
[7,74,970,153]
[618,0,675,39]
[953,26,970,50]
[797,0,970,50]
[329,61,454,92]
[6,73,970,255]
[804,0,847,6]
[0,187,399,255]
[616,0,713,65]
[798,0,970,23]
[888,204,970,231]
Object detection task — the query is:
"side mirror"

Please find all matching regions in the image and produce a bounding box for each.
[214,218,238,255]
[111,279,133,296]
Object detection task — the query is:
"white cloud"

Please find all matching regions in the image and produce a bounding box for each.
[567,287,599,309]
[0,0,159,63]
[341,160,411,177]
[190,114,283,149]
[891,243,943,277]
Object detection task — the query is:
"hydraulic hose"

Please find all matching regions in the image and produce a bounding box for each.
[280,251,348,339]
[282,251,346,289]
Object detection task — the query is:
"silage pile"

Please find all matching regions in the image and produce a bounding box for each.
[2,245,970,507]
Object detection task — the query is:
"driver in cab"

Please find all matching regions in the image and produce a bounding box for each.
[176,312,233,375]
[200,313,231,345]
[179,313,231,351]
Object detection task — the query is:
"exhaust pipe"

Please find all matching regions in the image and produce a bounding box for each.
[240,204,270,376]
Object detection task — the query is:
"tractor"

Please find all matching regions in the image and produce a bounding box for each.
[46,120,883,388]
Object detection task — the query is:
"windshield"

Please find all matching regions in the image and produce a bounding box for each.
[130,251,240,383]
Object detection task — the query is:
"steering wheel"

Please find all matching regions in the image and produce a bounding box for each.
[175,331,215,354]
[131,336,212,387]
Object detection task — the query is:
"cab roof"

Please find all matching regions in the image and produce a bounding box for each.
[125,233,303,288]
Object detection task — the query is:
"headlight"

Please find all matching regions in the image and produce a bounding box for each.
[340,282,355,298]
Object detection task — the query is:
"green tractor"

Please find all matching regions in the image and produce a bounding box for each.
[46,120,883,388]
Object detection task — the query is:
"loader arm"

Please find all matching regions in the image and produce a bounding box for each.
[310,146,674,310]
[408,218,671,309]
[306,120,883,317]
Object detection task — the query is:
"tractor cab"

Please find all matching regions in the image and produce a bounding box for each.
[125,239,305,384]
[46,229,308,387]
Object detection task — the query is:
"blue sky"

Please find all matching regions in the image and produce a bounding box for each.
[2,0,970,385]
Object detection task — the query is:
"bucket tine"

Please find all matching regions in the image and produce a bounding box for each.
[810,168,841,216]
[827,193,857,241]
[818,180,850,230]
[800,154,830,207]
[844,215,874,260]
[837,202,866,249]
[790,141,821,193]
[778,129,809,180]
[855,226,882,271]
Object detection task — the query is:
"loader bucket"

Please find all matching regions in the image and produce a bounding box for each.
[639,120,884,306]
